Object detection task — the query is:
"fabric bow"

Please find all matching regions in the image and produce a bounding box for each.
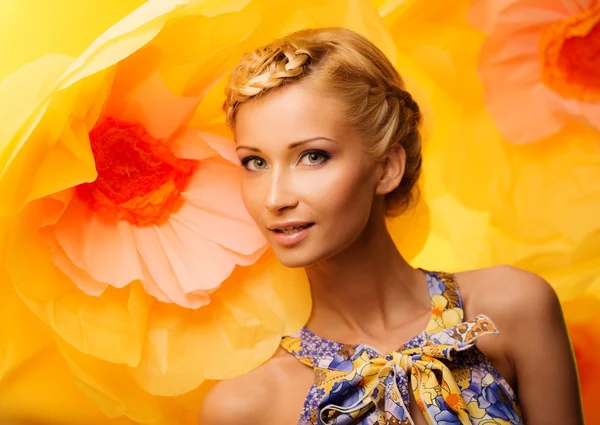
[318,315,498,425]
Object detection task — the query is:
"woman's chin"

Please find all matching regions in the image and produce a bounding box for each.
[274,250,317,268]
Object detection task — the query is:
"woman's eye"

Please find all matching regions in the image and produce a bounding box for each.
[299,151,330,166]
[241,157,267,171]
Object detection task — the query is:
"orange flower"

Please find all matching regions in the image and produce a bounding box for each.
[0,0,428,423]
[470,0,600,143]
[39,49,266,308]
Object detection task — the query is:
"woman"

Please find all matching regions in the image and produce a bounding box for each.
[199,27,583,425]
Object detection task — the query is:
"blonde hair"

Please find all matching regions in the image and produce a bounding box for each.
[224,27,422,216]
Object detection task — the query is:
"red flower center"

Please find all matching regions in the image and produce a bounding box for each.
[76,118,196,226]
[539,5,600,101]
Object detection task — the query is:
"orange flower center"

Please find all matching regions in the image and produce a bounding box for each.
[539,5,600,101]
[76,118,196,226]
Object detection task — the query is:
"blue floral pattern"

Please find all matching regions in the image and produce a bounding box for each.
[281,271,523,424]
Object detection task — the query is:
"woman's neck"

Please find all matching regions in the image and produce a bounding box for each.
[304,213,429,344]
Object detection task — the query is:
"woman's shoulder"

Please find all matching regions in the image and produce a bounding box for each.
[198,347,313,425]
[451,265,562,388]
[452,265,563,359]
[453,264,561,324]
[451,267,582,422]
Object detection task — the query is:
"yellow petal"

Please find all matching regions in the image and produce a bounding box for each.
[0,55,73,216]
[55,338,171,424]
[0,267,52,391]
[129,253,310,395]
[8,203,151,367]
[0,0,145,82]
[0,266,130,424]
[492,123,600,245]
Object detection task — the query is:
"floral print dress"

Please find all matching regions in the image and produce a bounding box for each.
[280,271,523,425]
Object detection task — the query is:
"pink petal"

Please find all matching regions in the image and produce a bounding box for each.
[159,221,238,292]
[170,128,219,161]
[581,103,600,129]
[487,82,568,142]
[132,223,233,308]
[506,0,572,23]
[220,245,268,266]
[545,89,594,118]
[43,230,109,296]
[52,198,144,288]
[177,160,266,255]
[469,0,520,33]
[478,21,567,141]
[132,224,202,306]
[197,131,239,165]
[471,0,569,34]
[137,258,173,304]
[562,0,600,16]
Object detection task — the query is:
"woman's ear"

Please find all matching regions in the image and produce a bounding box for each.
[375,146,406,196]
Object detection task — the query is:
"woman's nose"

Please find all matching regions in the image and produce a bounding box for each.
[264,171,298,212]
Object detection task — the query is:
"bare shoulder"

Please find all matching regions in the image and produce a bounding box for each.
[198,347,312,425]
[452,265,565,388]
[454,264,561,326]
[454,266,583,423]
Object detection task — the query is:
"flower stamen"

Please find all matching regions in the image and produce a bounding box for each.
[76,118,196,226]
[539,5,600,101]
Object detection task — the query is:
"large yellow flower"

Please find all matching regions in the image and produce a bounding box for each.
[0,0,431,423]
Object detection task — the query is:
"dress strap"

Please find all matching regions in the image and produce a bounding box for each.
[280,333,315,368]
[423,270,467,335]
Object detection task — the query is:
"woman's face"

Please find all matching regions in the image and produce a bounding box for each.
[235,82,381,268]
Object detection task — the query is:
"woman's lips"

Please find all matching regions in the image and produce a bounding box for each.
[270,223,315,247]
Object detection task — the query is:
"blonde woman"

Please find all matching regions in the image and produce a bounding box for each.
[200,27,583,425]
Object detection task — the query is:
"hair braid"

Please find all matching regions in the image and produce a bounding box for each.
[225,43,313,127]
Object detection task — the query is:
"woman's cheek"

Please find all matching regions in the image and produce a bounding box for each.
[298,166,347,205]
[308,164,374,223]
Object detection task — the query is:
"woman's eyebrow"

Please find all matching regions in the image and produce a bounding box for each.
[236,137,339,152]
